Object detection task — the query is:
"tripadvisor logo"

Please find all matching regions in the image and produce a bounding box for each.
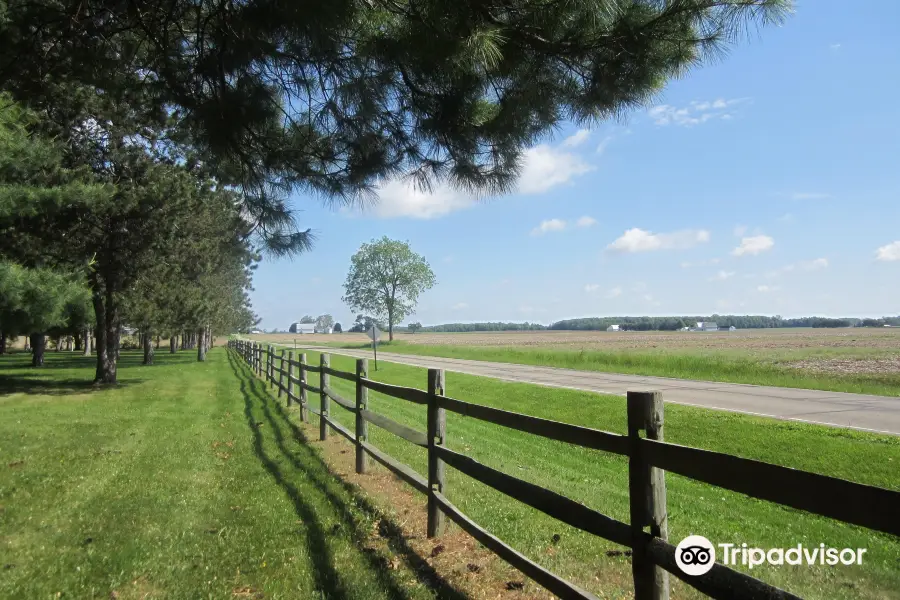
[674,535,868,576]
[675,535,716,576]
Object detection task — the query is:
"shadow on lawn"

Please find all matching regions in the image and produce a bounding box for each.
[226,350,469,600]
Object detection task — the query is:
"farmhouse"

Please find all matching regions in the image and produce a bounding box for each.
[695,321,719,332]
[606,324,620,332]
[315,326,333,334]
[289,322,316,334]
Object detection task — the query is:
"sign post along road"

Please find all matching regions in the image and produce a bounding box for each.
[366,325,381,370]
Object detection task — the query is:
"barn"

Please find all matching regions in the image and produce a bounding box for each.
[289,322,316,334]
[606,324,621,332]
[695,321,719,332]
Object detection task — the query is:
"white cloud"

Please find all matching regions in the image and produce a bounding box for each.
[801,258,829,270]
[732,235,774,256]
[766,258,829,277]
[531,218,567,236]
[876,241,900,262]
[373,179,474,219]
[576,216,597,228]
[648,98,748,127]
[607,286,623,298]
[830,43,842,50]
[584,284,600,293]
[370,134,595,218]
[757,285,780,293]
[709,270,736,282]
[518,144,594,194]
[607,228,711,253]
[790,192,830,200]
[777,213,794,223]
[596,135,614,154]
[452,302,469,310]
[562,129,590,148]
[733,225,748,237]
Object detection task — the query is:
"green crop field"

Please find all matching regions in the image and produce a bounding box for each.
[2,347,898,600]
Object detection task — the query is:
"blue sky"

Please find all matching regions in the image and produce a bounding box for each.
[252,0,900,330]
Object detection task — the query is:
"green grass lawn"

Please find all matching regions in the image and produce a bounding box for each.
[315,341,900,397]
[289,348,900,600]
[0,350,460,600]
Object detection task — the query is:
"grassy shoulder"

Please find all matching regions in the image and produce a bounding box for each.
[300,350,900,600]
[319,341,900,396]
[0,350,452,600]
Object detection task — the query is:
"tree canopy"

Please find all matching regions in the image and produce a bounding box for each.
[0,0,792,246]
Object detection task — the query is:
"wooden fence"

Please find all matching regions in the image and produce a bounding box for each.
[228,340,899,600]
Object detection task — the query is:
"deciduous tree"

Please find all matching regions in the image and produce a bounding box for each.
[343,238,435,341]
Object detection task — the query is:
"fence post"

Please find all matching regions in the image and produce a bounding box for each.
[627,391,669,600]
[320,354,330,441]
[355,358,369,474]
[268,346,273,385]
[278,350,286,400]
[299,353,309,422]
[287,351,294,406]
[427,368,447,538]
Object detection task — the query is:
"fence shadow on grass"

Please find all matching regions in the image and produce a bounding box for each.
[226,350,470,600]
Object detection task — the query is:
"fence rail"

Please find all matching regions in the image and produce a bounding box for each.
[229,339,899,600]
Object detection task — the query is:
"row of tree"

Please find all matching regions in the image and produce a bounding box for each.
[0,96,259,380]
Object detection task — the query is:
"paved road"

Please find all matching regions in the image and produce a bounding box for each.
[283,344,900,435]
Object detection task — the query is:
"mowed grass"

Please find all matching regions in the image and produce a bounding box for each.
[0,350,459,600]
[319,341,900,397]
[286,348,900,599]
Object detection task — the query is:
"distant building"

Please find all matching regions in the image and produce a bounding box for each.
[728,325,737,332]
[695,322,719,332]
[251,329,262,334]
[315,326,333,334]
[606,324,620,332]
[289,322,316,334]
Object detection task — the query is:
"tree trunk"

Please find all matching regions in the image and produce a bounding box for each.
[197,327,207,362]
[92,286,119,384]
[55,336,62,352]
[24,335,30,352]
[114,324,121,362]
[83,329,91,356]
[170,335,177,353]
[74,332,83,352]
[30,333,45,366]
[0,330,5,354]
[205,324,212,352]
[143,329,154,365]
[66,336,73,351]
[155,335,160,350]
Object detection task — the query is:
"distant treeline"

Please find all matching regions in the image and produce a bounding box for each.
[416,315,900,333]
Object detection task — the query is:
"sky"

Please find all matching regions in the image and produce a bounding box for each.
[251,0,900,330]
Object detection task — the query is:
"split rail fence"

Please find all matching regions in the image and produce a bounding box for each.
[228,340,899,600]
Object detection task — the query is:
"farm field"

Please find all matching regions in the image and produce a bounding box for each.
[251,328,900,396]
[241,346,900,599]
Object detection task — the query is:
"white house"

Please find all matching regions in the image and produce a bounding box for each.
[606,324,620,332]
[695,322,719,332]
[728,326,737,332]
[290,323,316,334]
[314,326,333,334]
